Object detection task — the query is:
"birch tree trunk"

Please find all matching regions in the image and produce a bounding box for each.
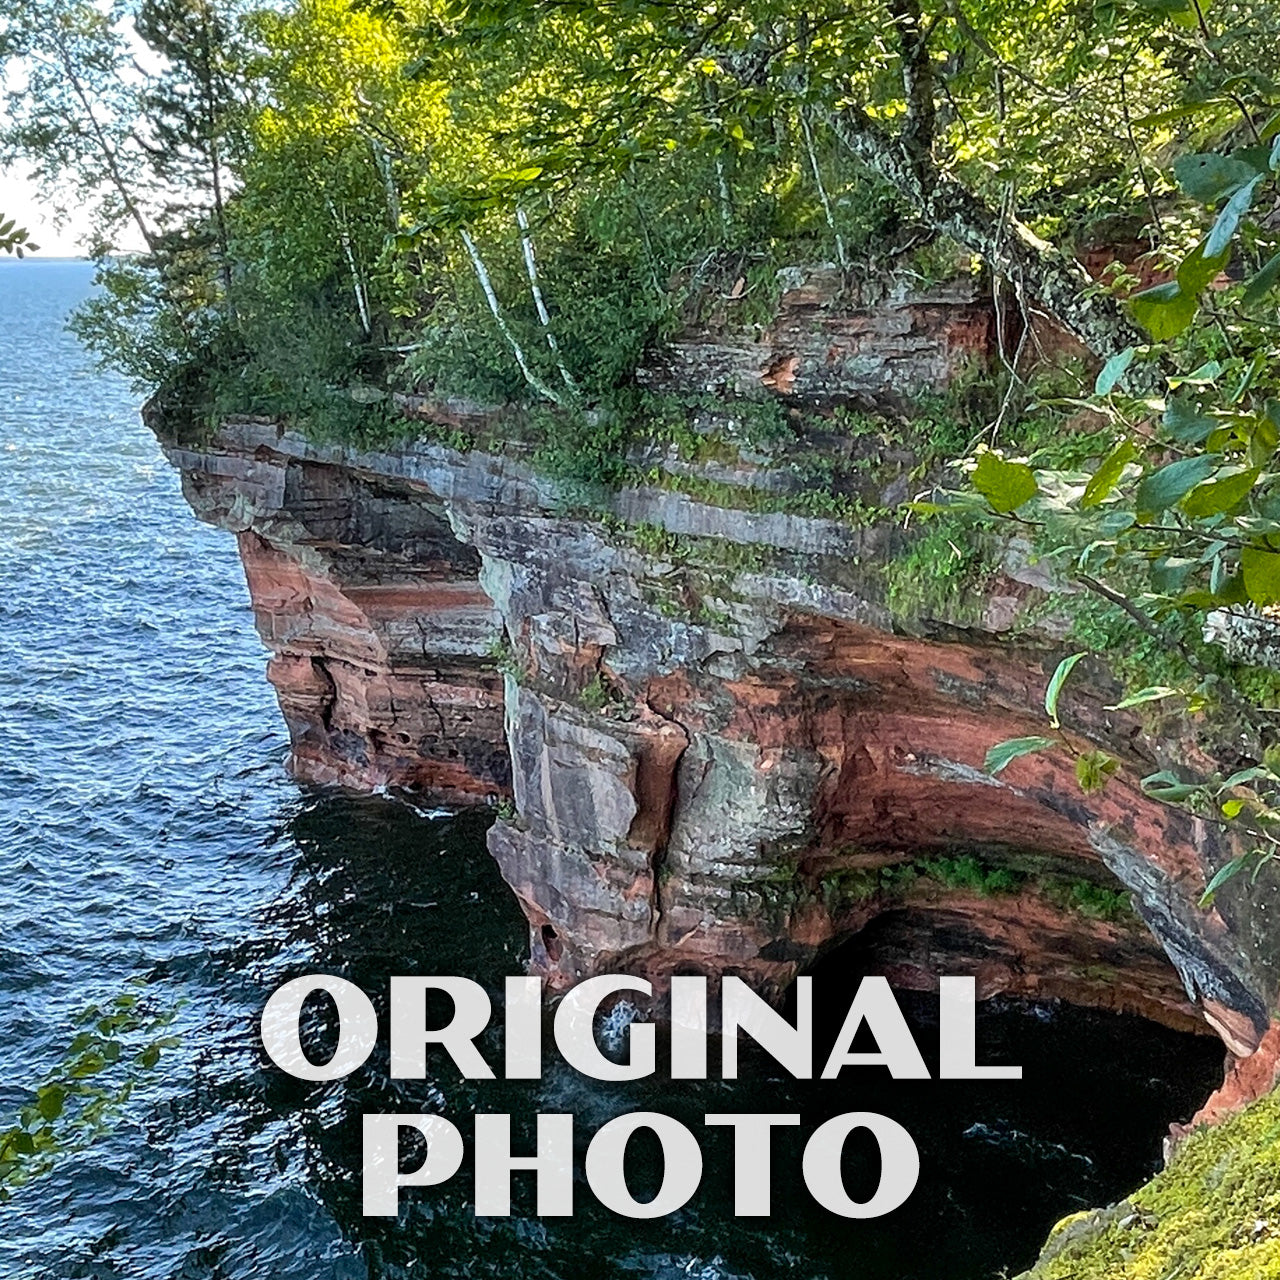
[461,229,564,406]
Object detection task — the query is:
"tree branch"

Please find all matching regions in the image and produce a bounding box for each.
[828,105,1151,365]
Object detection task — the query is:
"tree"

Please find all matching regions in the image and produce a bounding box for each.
[133,0,244,303]
[0,0,158,253]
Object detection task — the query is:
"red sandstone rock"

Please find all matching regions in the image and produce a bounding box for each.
[1172,1020,1280,1145]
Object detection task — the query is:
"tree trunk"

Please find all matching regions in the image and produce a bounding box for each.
[830,107,1150,364]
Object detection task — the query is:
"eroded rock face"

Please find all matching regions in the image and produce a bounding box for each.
[171,440,509,800]
[638,270,993,403]
[153,274,1280,1129]
[160,417,1280,1042]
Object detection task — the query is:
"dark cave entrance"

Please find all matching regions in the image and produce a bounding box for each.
[773,916,1228,1280]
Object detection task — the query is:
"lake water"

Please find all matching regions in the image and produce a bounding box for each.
[0,259,1224,1279]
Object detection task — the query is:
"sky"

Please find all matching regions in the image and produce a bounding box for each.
[2,166,94,257]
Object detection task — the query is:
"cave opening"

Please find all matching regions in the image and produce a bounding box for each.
[772,912,1227,1279]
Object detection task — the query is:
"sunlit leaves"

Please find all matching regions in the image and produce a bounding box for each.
[1081,438,1136,507]
[1045,652,1085,728]
[1131,280,1198,340]
[1076,749,1119,793]
[1181,467,1258,519]
[1105,686,1179,710]
[1241,547,1280,606]
[1175,239,1230,295]
[972,449,1038,513]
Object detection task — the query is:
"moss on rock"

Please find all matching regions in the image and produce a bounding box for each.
[1019,1085,1280,1279]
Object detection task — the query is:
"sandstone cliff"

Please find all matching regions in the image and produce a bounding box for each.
[153,269,1280,1132]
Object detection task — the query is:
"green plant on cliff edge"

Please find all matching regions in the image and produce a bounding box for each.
[19,0,1280,493]
[1020,1085,1280,1279]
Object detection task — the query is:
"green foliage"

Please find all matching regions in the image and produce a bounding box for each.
[530,403,636,494]
[0,987,178,1202]
[578,673,610,711]
[1041,878,1133,922]
[985,736,1058,776]
[1021,1084,1280,1279]
[0,215,38,256]
[17,0,1275,481]
[971,448,1039,513]
[884,514,993,623]
[810,850,1136,924]
[916,853,1022,897]
[925,30,1280,886]
[1043,652,1085,728]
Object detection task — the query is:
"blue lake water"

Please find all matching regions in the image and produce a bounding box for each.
[0,259,527,1277]
[0,259,1225,1280]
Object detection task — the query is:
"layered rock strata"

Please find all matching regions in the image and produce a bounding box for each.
[155,271,1280,1126]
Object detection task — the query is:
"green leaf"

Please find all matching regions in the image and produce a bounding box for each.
[1081,439,1137,508]
[69,1052,106,1078]
[1152,555,1198,593]
[1176,238,1231,295]
[1242,547,1280,605]
[971,450,1038,513]
[1105,686,1179,710]
[1181,574,1252,610]
[1243,252,1280,307]
[1169,360,1222,388]
[984,736,1058,776]
[1164,398,1216,445]
[1222,766,1270,788]
[35,1086,66,1122]
[1045,652,1085,728]
[1130,281,1198,340]
[1135,455,1217,514]
[1076,749,1120,793]
[1095,347,1135,395]
[1142,769,1201,801]
[1206,177,1262,257]
[1200,855,1249,907]
[1181,467,1259,518]
[1174,152,1259,201]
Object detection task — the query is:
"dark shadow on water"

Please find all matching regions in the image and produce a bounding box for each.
[181,796,1225,1280]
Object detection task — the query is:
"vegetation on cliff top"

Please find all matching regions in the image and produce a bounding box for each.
[2,0,1275,425]
[10,0,1280,857]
